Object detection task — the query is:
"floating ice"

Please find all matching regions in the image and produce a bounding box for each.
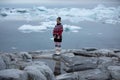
[97,33,103,35]
[63,24,82,32]
[18,21,82,33]
[50,38,54,40]
[11,47,17,50]
[18,25,47,33]
[0,4,120,24]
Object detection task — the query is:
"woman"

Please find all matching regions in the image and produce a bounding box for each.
[53,17,63,55]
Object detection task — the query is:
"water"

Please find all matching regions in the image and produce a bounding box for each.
[0,3,120,52]
[0,20,120,52]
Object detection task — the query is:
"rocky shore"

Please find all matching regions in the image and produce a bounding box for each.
[0,48,120,80]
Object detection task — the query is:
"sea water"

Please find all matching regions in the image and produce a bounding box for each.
[0,3,120,52]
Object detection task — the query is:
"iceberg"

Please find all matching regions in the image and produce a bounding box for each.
[0,4,120,24]
[18,21,82,33]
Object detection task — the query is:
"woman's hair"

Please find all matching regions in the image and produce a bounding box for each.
[57,17,61,21]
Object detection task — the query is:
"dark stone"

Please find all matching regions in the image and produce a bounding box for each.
[64,62,97,73]
[82,48,97,51]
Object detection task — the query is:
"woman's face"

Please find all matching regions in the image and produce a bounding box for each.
[56,18,61,23]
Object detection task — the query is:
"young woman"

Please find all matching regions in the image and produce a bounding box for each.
[53,17,63,55]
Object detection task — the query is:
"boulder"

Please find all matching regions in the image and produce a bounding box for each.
[0,53,19,69]
[61,56,98,72]
[73,49,114,57]
[24,62,55,80]
[18,52,32,62]
[64,62,97,73]
[78,69,110,80]
[108,66,120,80]
[57,69,110,80]
[82,48,97,51]
[24,65,46,80]
[0,56,6,70]
[0,69,28,80]
[97,57,120,71]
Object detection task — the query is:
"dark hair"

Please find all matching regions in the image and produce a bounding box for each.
[57,17,61,21]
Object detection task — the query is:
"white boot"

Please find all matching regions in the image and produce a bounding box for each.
[57,47,61,55]
[55,47,61,55]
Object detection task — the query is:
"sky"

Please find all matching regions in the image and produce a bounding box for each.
[0,0,120,4]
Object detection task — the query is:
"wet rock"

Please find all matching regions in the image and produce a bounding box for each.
[0,69,28,80]
[108,66,120,80]
[52,54,61,61]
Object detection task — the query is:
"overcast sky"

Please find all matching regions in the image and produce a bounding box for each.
[0,0,120,4]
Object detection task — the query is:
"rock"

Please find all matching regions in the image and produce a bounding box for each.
[64,62,97,73]
[78,69,110,80]
[52,54,61,61]
[82,48,97,51]
[0,53,18,69]
[112,52,120,59]
[24,62,55,80]
[98,57,114,68]
[62,53,75,58]
[113,49,120,53]
[0,56,6,70]
[62,56,98,72]
[56,73,76,80]
[57,69,110,80]
[0,49,120,80]
[97,57,120,71]
[73,50,96,57]
[24,65,46,80]
[0,13,7,17]
[108,66,120,80]
[15,61,46,70]
[33,54,53,59]
[60,54,73,66]
[0,69,28,80]
[73,49,114,57]
[19,52,32,62]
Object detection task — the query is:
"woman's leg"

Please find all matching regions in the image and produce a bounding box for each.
[54,42,61,54]
[55,42,59,54]
[57,42,61,54]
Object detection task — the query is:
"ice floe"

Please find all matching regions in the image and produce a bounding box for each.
[18,21,82,33]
